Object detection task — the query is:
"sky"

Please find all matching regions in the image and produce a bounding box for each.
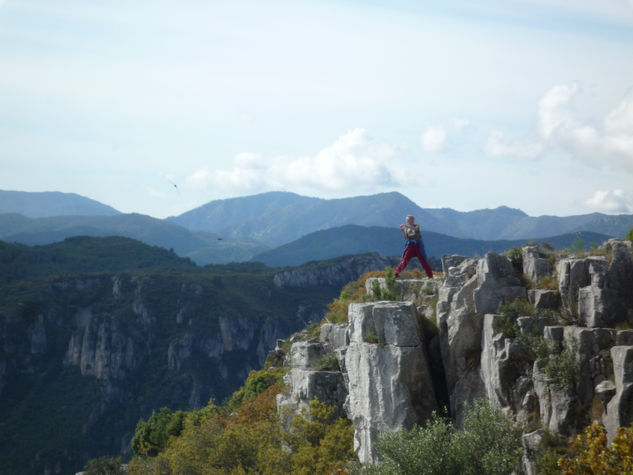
[1,0,633,219]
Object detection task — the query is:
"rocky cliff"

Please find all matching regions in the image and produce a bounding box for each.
[1,252,393,475]
[276,239,633,469]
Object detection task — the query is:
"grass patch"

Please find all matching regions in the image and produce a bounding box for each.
[537,275,559,290]
[364,331,380,344]
[315,353,340,372]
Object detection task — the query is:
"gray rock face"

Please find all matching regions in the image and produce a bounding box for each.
[528,289,560,310]
[557,244,633,327]
[437,252,525,421]
[320,323,348,351]
[533,326,615,436]
[522,245,553,283]
[558,257,605,315]
[481,314,531,410]
[345,301,436,463]
[605,346,633,441]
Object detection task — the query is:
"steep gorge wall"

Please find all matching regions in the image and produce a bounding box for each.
[0,270,328,475]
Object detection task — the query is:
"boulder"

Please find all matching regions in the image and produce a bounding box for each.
[522,245,553,283]
[528,289,560,310]
[278,368,347,417]
[557,257,606,315]
[320,323,348,351]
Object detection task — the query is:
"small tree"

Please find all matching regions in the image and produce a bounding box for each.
[626,227,633,243]
[83,456,125,475]
[570,233,585,254]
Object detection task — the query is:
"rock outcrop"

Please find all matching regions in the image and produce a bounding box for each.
[277,240,633,466]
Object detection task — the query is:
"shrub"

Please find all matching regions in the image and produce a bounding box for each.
[492,298,534,338]
[128,389,354,475]
[371,267,399,301]
[570,234,586,255]
[530,337,579,390]
[626,227,633,243]
[315,353,340,371]
[506,247,523,274]
[131,407,186,456]
[83,456,125,475]
[559,422,633,474]
[325,271,380,323]
[226,367,286,409]
[368,400,522,475]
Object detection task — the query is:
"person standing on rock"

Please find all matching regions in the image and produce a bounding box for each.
[394,215,433,279]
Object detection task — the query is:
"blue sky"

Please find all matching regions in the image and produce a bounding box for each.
[1,0,632,218]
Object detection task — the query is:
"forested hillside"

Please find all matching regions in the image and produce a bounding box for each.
[0,237,363,474]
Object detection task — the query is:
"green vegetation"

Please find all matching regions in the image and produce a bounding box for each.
[131,407,187,456]
[128,390,354,475]
[371,266,399,300]
[361,400,522,475]
[315,353,340,371]
[570,233,586,254]
[492,298,535,339]
[539,338,580,390]
[82,456,126,475]
[627,227,633,243]
[559,422,633,473]
[0,236,342,474]
[505,247,523,274]
[325,270,382,324]
[226,367,286,409]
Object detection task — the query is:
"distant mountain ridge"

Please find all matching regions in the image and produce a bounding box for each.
[251,224,613,267]
[2,190,632,264]
[170,191,633,244]
[0,190,120,217]
[0,213,268,265]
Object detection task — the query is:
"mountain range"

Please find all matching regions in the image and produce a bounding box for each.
[170,191,633,243]
[1,189,632,265]
[251,225,612,267]
[0,190,120,218]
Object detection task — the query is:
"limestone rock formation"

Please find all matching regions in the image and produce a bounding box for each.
[276,240,633,467]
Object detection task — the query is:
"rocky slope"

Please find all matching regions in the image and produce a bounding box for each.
[276,239,633,470]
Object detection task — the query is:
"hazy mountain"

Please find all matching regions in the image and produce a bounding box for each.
[0,190,120,217]
[251,224,613,267]
[170,191,448,245]
[0,213,268,265]
[172,191,633,243]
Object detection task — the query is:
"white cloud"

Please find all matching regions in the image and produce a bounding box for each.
[485,130,542,159]
[584,189,632,213]
[538,84,633,171]
[422,126,447,152]
[452,118,470,129]
[186,129,399,195]
[538,84,578,139]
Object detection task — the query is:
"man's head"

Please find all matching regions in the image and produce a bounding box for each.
[406,215,415,225]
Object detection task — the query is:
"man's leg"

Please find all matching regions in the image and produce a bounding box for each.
[395,246,415,276]
[415,245,433,279]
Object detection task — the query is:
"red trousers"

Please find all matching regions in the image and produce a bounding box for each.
[395,243,433,278]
